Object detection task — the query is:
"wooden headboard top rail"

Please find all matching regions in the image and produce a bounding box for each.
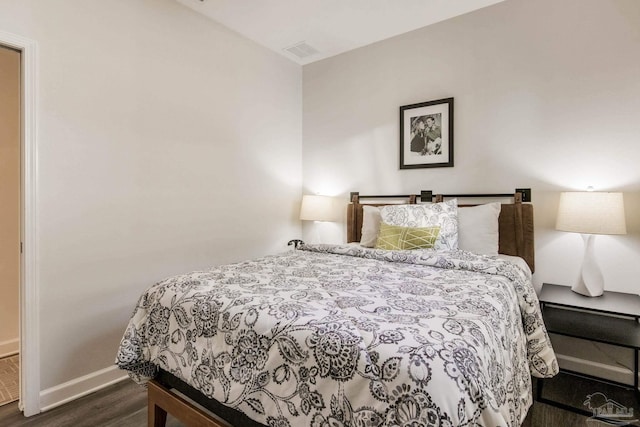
[350,189,530,204]
[347,190,535,273]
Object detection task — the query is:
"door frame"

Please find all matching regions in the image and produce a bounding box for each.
[0,30,39,417]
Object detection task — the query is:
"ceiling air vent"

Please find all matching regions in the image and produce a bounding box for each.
[284,42,319,59]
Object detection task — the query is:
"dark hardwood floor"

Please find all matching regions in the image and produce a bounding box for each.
[0,380,183,427]
[0,375,638,426]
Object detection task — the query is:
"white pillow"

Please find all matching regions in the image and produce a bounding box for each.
[380,199,458,250]
[360,205,381,247]
[457,202,501,255]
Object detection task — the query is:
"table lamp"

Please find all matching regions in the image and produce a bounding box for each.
[300,195,338,244]
[555,191,626,297]
[299,195,337,222]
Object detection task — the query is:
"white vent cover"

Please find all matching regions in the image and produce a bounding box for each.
[284,42,319,59]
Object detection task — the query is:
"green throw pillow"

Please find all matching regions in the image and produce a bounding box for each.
[375,223,441,250]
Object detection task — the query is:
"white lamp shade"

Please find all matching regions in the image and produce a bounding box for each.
[556,191,626,235]
[300,195,337,222]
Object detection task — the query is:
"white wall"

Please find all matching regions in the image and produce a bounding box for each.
[303,0,640,383]
[0,0,301,400]
[303,0,640,293]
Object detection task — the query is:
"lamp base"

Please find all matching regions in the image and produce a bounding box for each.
[571,279,603,297]
[571,234,604,297]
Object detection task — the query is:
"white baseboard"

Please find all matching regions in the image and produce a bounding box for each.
[39,365,128,412]
[556,353,639,385]
[0,338,19,358]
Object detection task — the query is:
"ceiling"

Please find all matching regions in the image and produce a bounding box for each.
[176,0,506,65]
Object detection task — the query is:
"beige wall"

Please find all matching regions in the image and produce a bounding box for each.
[303,0,640,384]
[0,45,20,357]
[0,0,302,393]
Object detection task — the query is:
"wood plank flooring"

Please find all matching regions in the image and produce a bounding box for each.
[0,375,638,426]
[0,380,183,427]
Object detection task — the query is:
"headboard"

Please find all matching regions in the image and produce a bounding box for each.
[346,190,535,273]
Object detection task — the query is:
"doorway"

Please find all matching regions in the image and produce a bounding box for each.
[0,29,38,417]
[0,44,21,408]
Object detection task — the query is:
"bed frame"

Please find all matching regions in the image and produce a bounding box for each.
[148,188,535,426]
[347,189,535,272]
[148,371,263,427]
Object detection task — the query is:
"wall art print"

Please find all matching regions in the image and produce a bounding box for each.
[400,97,453,169]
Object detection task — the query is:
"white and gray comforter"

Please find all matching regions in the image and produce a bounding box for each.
[116,244,557,427]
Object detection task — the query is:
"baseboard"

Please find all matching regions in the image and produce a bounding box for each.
[0,338,19,358]
[556,353,638,385]
[39,365,128,412]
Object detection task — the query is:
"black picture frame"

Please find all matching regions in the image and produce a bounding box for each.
[399,97,454,169]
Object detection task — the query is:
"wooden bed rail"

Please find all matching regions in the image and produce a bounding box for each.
[148,380,230,427]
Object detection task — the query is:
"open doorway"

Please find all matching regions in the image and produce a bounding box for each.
[0,29,38,417]
[0,43,21,408]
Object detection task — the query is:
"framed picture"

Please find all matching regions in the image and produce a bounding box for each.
[399,97,454,169]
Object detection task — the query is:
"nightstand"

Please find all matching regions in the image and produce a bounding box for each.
[537,283,640,415]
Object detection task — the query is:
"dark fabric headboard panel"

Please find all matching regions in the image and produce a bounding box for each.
[347,201,535,273]
[498,203,534,273]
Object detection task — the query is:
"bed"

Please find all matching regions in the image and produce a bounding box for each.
[116,190,558,427]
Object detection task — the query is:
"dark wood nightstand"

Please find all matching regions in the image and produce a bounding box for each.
[537,283,640,416]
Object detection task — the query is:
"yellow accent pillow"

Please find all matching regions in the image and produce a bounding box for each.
[375,223,441,250]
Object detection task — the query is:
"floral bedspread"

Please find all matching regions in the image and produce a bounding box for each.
[116,244,557,427]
